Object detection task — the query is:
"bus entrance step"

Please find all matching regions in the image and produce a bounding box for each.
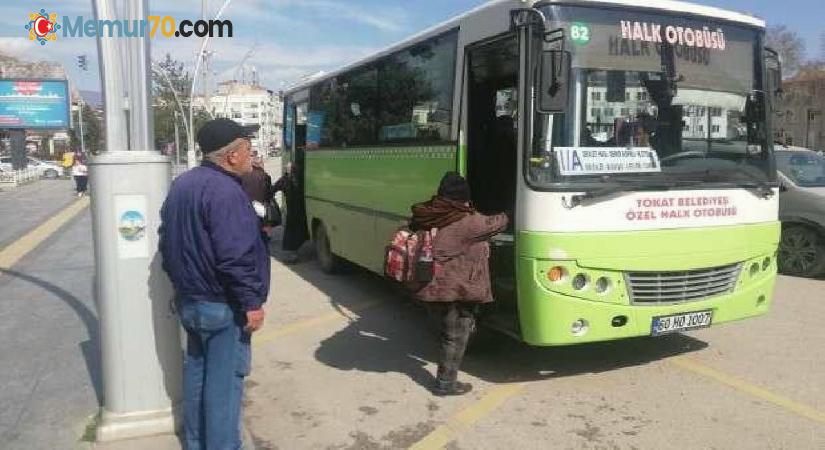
[481,309,521,341]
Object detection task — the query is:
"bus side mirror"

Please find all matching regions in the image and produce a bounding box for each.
[537,50,571,113]
[764,47,783,104]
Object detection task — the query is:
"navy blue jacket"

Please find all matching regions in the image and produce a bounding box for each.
[159,162,270,311]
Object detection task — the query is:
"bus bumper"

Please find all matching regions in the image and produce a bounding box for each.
[517,263,777,346]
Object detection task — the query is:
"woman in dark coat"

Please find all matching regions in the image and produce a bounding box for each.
[272,161,309,263]
[241,152,277,241]
[410,172,508,396]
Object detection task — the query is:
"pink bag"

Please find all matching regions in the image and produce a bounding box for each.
[384,227,437,286]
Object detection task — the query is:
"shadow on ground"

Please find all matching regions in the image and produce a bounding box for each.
[0,268,103,404]
[266,228,709,393]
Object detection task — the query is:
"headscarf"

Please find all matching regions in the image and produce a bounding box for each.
[410,196,475,231]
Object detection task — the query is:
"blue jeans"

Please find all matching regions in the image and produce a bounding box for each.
[179,300,251,450]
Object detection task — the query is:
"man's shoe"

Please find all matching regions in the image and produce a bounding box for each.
[433,380,473,396]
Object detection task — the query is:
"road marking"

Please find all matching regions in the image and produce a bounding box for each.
[670,356,825,425]
[410,383,526,450]
[0,197,89,270]
[252,299,382,346]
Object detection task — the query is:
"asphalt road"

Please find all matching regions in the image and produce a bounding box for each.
[245,251,825,449]
[0,179,97,450]
[2,172,824,449]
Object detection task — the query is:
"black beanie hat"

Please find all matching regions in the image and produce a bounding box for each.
[437,172,471,202]
[197,118,259,154]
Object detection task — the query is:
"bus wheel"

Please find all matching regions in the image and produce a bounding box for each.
[315,222,343,274]
[779,225,825,278]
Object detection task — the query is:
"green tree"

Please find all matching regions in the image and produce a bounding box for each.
[152,53,210,158]
[69,103,104,155]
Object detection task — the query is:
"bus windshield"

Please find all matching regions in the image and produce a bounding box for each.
[530,5,773,189]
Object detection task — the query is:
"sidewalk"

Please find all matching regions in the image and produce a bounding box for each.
[0,163,278,450]
[0,178,77,249]
[85,427,255,450]
[86,434,181,450]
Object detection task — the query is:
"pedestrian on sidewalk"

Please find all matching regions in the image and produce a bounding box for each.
[409,172,508,396]
[72,156,88,197]
[159,118,271,450]
[241,149,280,242]
[272,160,308,264]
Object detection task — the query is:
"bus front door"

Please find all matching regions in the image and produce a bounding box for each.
[466,35,520,334]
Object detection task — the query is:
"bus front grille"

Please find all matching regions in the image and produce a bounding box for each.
[625,263,742,305]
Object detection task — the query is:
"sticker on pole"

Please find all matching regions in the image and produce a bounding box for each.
[115,195,149,259]
[555,147,661,176]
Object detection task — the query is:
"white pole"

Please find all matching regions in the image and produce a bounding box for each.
[91,0,181,442]
[92,0,127,152]
[174,110,181,168]
[126,0,153,152]
[188,0,233,168]
[78,98,86,155]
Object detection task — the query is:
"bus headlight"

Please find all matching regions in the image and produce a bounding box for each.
[572,273,589,290]
[571,319,589,336]
[762,257,771,271]
[594,277,611,294]
[547,266,568,283]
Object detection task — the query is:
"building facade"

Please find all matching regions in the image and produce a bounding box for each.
[194,81,283,153]
[775,69,825,151]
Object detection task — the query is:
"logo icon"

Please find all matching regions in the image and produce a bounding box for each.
[26,9,60,46]
[118,210,147,242]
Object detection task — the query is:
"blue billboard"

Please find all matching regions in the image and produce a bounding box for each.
[0,80,70,129]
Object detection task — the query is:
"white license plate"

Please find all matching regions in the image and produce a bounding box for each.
[651,310,713,336]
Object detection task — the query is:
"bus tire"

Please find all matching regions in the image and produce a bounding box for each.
[315,222,343,274]
[778,224,825,278]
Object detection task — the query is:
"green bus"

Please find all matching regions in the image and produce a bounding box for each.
[281,0,783,345]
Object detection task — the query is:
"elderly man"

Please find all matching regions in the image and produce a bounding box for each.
[159,118,270,450]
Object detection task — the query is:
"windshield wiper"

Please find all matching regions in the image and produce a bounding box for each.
[564,179,704,209]
[676,169,776,199]
[734,181,776,199]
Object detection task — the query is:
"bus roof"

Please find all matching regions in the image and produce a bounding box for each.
[284,0,764,95]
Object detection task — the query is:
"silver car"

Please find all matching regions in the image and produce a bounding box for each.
[776,148,825,277]
[0,156,62,178]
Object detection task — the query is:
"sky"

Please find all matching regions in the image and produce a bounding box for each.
[0,0,822,94]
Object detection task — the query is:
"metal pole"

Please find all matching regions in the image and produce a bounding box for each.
[807,109,812,148]
[92,0,127,153]
[126,0,153,152]
[91,0,181,442]
[188,0,233,168]
[174,110,181,168]
[202,0,207,98]
[78,98,86,155]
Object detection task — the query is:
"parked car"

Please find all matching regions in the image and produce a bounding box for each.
[0,156,62,179]
[776,147,825,277]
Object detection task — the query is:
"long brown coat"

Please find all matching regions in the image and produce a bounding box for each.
[414,212,508,303]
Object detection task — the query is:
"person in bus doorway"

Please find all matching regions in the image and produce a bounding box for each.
[159,118,270,450]
[72,156,88,197]
[272,161,309,264]
[241,149,280,242]
[410,172,508,396]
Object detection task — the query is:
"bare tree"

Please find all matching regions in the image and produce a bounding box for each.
[766,25,806,77]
